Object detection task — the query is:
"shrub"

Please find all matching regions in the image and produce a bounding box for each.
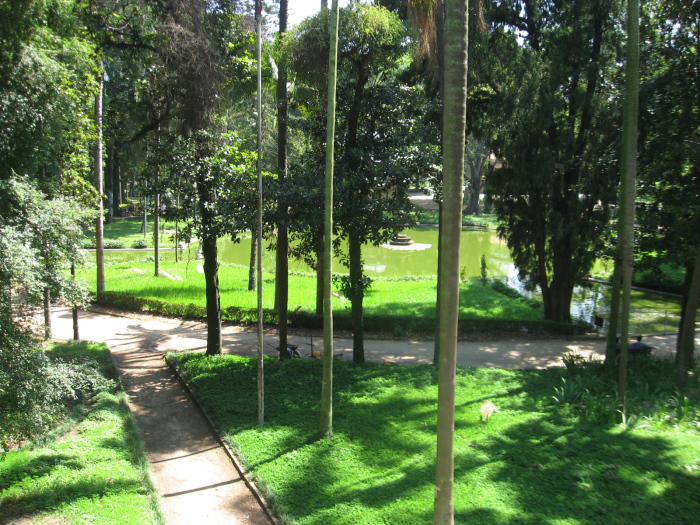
[80,237,96,249]
[132,238,149,249]
[103,238,125,249]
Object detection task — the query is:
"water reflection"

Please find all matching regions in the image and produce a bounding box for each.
[103,228,689,333]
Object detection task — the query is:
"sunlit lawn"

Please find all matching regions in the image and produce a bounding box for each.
[169,353,700,525]
[77,262,543,322]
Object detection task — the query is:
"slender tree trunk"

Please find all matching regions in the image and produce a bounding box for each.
[141,187,148,236]
[276,0,290,359]
[319,0,340,439]
[316,244,324,315]
[249,237,257,291]
[175,191,180,263]
[349,230,365,362]
[256,0,265,426]
[675,242,700,386]
[432,0,447,366]
[95,67,105,294]
[433,201,443,365]
[616,0,640,415]
[677,264,694,352]
[154,175,160,277]
[105,141,114,224]
[434,1,467,523]
[113,146,122,217]
[202,235,222,355]
[43,287,51,340]
[71,262,79,342]
[605,258,622,365]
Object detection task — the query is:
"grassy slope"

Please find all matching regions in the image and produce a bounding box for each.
[172,354,700,525]
[83,217,180,249]
[0,343,162,525]
[78,262,543,322]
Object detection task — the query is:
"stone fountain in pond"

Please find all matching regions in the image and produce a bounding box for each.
[383,234,431,251]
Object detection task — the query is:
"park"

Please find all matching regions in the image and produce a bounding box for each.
[1,1,700,524]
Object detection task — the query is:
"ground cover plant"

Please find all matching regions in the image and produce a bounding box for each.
[0,342,163,524]
[168,352,700,525]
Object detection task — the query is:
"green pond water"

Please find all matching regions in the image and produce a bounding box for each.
[102,228,691,334]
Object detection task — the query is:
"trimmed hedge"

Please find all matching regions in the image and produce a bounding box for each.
[96,291,589,335]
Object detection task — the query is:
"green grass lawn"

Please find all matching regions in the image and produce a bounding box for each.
[0,342,163,524]
[82,217,182,249]
[417,210,501,229]
[169,353,700,525]
[77,262,543,324]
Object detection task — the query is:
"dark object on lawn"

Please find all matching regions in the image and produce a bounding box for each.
[272,342,301,359]
[616,335,653,357]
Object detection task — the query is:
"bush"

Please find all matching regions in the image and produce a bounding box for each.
[491,279,542,310]
[103,238,125,249]
[0,327,115,453]
[132,238,148,249]
[80,237,96,249]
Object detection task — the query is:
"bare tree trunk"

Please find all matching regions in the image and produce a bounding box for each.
[276,0,290,359]
[617,0,640,415]
[95,67,105,294]
[349,231,364,362]
[248,236,257,291]
[434,0,467,522]
[316,244,324,315]
[43,287,51,340]
[105,140,114,224]
[71,262,79,341]
[256,0,265,426]
[676,242,700,386]
[319,0,339,439]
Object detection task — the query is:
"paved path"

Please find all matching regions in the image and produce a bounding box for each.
[50,307,272,525]
[49,306,692,524]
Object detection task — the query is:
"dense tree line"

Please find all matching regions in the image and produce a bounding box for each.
[1,0,698,392]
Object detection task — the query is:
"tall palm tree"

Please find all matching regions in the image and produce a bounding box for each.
[616,0,640,413]
[319,0,340,438]
[433,0,468,523]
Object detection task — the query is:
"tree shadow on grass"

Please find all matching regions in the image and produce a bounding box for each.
[179,356,700,524]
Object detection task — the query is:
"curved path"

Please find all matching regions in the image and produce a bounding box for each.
[49,306,690,524]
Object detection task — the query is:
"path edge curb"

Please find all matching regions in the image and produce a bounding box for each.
[164,356,280,525]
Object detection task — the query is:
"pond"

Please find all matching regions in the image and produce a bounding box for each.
[102,227,691,334]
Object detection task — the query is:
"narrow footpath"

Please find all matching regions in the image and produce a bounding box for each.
[49,306,690,524]
[50,307,272,525]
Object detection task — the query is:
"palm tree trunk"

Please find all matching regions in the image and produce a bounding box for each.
[95,67,105,294]
[276,0,290,358]
[616,0,640,415]
[319,0,340,438]
[433,1,468,523]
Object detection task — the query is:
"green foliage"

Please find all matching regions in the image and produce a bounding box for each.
[0,341,115,455]
[167,354,700,524]
[0,342,162,524]
[0,0,99,196]
[555,351,700,429]
[132,237,149,249]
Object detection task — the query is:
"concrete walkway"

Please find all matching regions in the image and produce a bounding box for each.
[49,305,691,524]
